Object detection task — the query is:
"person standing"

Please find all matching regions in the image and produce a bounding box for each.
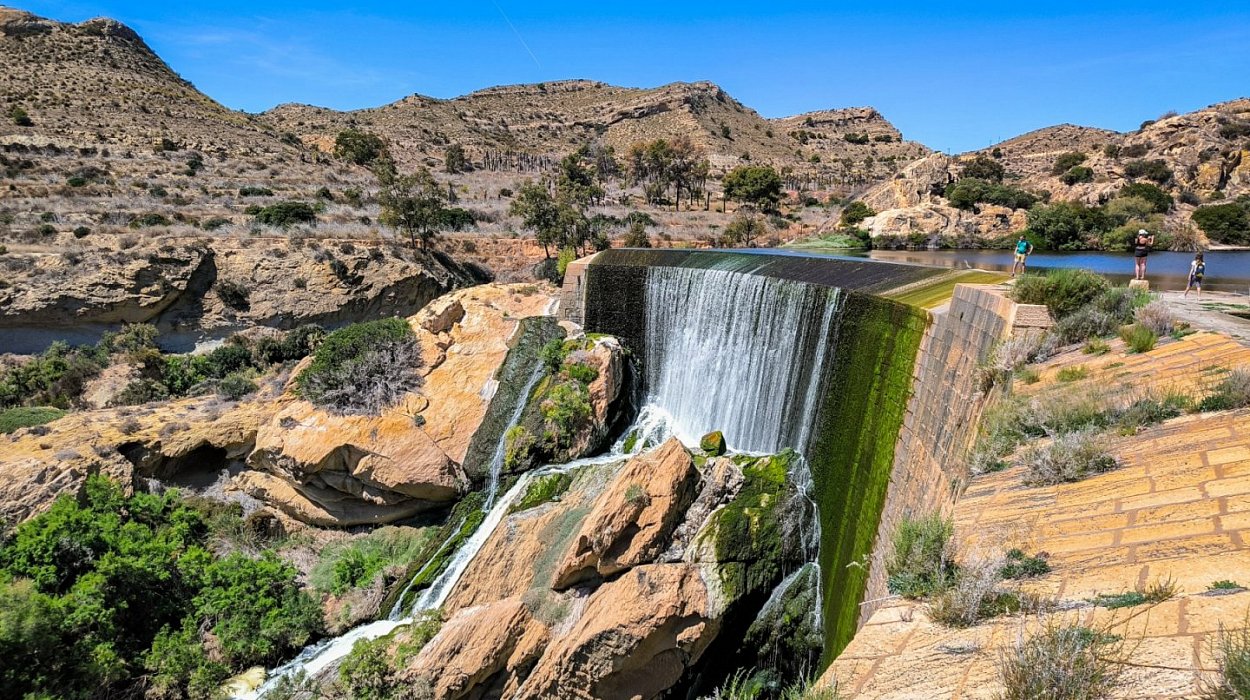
[1133,228,1155,280]
[1011,234,1034,278]
[1184,252,1205,298]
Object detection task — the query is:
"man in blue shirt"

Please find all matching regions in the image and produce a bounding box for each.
[1011,235,1034,278]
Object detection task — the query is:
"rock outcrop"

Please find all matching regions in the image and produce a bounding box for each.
[396,439,806,700]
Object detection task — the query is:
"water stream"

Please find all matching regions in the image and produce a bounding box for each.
[484,362,546,510]
[243,263,843,696]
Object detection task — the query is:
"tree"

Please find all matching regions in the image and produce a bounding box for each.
[510,181,565,257]
[377,166,447,249]
[622,220,652,248]
[667,136,709,211]
[1050,152,1087,176]
[333,129,386,167]
[1123,159,1173,184]
[723,165,782,211]
[444,144,467,173]
[960,154,1005,183]
[723,214,768,247]
[556,150,604,207]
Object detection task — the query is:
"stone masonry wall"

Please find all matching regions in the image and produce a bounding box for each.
[558,254,597,326]
[859,284,1051,625]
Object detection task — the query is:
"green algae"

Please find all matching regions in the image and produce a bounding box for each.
[807,293,928,664]
[509,472,573,514]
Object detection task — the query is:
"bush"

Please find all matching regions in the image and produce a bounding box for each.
[217,280,251,310]
[997,621,1123,700]
[927,559,1039,628]
[254,201,316,227]
[1000,549,1051,579]
[1025,201,1111,250]
[310,527,435,595]
[1119,182,1173,212]
[1114,392,1189,434]
[1056,365,1088,382]
[72,225,90,239]
[541,381,591,449]
[1061,166,1094,185]
[334,129,387,166]
[1123,158,1172,184]
[1134,300,1177,336]
[1203,616,1250,700]
[1192,202,1250,245]
[1198,369,1250,412]
[945,178,1038,210]
[1120,324,1157,353]
[839,201,876,226]
[9,105,32,126]
[130,212,172,228]
[113,378,170,406]
[961,154,1006,182]
[296,318,422,414]
[1012,269,1111,318]
[239,186,274,197]
[217,372,257,400]
[0,406,65,434]
[1020,429,1119,486]
[1050,152,1087,175]
[0,477,321,699]
[885,514,955,598]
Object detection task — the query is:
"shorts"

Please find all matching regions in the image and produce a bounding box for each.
[1134,251,1149,259]
[1189,274,1203,286]
[1014,253,1027,263]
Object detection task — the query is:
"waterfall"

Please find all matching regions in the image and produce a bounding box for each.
[484,362,546,509]
[643,266,839,455]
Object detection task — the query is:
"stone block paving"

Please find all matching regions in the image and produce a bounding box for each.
[824,332,1250,698]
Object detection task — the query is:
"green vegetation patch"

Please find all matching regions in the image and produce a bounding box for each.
[310,526,438,595]
[807,294,927,662]
[0,406,65,433]
[296,318,421,414]
[0,476,321,699]
[886,513,956,598]
[509,472,573,514]
[885,270,1009,310]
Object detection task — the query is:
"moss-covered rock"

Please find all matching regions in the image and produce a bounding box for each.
[744,563,824,678]
[697,450,802,602]
[700,430,727,456]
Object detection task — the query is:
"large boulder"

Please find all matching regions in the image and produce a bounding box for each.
[553,438,699,588]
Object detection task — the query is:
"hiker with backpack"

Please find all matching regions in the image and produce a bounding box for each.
[1184,252,1206,298]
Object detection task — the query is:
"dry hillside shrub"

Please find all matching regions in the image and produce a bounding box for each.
[1020,428,1119,486]
[997,618,1125,700]
[1134,300,1178,336]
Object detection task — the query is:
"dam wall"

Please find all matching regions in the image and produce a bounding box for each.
[564,248,1050,662]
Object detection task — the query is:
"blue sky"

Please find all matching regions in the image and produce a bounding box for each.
[17,0,1250,152]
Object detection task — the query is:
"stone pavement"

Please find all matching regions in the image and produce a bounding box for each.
[822,331,1250,698]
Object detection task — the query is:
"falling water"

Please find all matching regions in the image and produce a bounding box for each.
[484,362,546,509]
[643,266,840,455]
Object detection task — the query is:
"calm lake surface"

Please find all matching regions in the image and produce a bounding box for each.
[850,249,1250,293]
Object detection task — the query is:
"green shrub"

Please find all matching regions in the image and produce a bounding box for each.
[1202,617,1250,700]
[997,622,1123,700]
[217,372,257,400]
[296,318,422,414]
[0,476,321,699]
[333,129,387,166]
[310,527,435,595]
[129,212,172,228]
[0,406,65,434]
[961,154,1005,182]
[1050,152,1087,175]
[540,338,569,372]
[72,225,90,238]
[253,201,316,227]
[238,186,274,197]
[0,340,110,409]
[1120,324,1157,353]
[541,381,592,450]
[1083,339,1110,355]
[1119,182,1173,212]
[217,280,251,310]
[1056,365,1088,382]
[9,105,33,126]
[1020,429,1119,486]
[1114,392,1190,434]
[885,514,955,598]
[1193,201,1250,246]
[945,178,1039,210]
[1123,158,1173,184]
[839,200,876,226]
[1061,166,1094,185]
[1025,201,1111,250]
[1056,307,1118,344]
[1210,580,1244,591]
[113,378,170,406]
[1000,549,1051,579]
[1012,269,1111,318]
[564,362,599,384]
[1198,369,1250,412]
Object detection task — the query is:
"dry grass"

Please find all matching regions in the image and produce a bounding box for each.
[997,617,1125,700]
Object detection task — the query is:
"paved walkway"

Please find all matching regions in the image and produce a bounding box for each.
[824,332,1250,698]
